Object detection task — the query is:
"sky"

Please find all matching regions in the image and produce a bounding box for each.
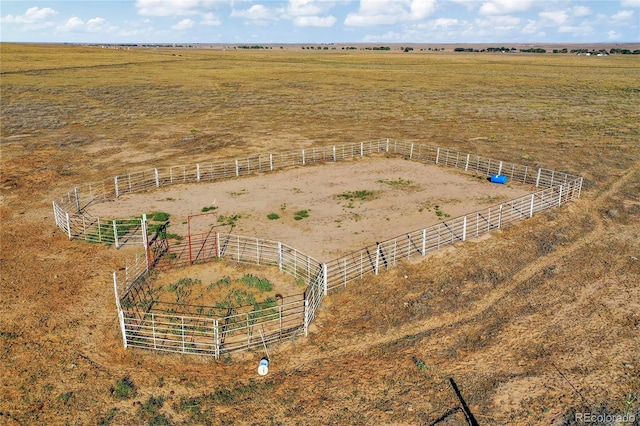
[1,0,639,44]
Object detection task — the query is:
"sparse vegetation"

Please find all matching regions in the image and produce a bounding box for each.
[217,214,241,227]
[378,178,413,187]
[337,190,376,202]
[110,376,136,400]
[294,210,309,220]
[152,211,170,222]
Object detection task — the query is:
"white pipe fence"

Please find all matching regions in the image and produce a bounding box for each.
[56,139,583,358]
[52,139,582,247]
[112,233,324,358]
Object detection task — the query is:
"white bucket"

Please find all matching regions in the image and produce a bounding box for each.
[258,358,269,376]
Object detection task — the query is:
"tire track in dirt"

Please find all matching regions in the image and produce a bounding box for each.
[287,160,640,371]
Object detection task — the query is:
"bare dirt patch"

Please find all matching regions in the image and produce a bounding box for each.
[89,156,531,259]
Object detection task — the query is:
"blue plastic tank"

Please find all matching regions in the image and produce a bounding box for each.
[490,174,507,184]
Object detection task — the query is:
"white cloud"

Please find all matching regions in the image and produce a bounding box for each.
[86,17,111,32]
[476,14,521,31]
[521,19,539,34]
[479,0,535,15]
[620,0,640,7]
[410,0,437,19]
[607,30,622,39]
[431,17,461,30]
[611,9,635,22]
[447,0,477,10]
[572,6,592,17]
[285,0,338,27]
[539,10,568,25]
[58,16,84,32]
[287,0,330,16]
[172,18,195,30]
[231,4,279,21]
[293,15,337,27]
[200,12,221,26]
[1,6,58,24]
[56,16,116,33]
[135,0,201,17]
[345,0,436,26]
[558,24,593,36]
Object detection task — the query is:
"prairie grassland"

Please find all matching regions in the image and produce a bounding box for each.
[1,43,639,425]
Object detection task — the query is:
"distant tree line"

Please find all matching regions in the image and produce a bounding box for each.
[454,46,640,55]
[236,45,272,49]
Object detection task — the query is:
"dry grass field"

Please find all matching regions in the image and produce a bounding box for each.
[1,44,639,425]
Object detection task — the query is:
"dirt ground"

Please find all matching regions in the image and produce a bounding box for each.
[90,157,530,259]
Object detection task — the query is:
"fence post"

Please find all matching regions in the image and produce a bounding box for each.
[65,212,72,240]
[536,168,542,187]
[74,187,81,213]
[303,299,309,337]
[422,229,426,255]
[278,242,283,271]
[216,232,220,258]
[196,164,201,182]
[152,313,157,349]
[52,201,58,227]
[113,220,119,249]
[154,168,159,187]
[142,214,150,268]
[214,319,220,360]
[374,243,380,275]
[114,176,119,198]
[498,204,503,229]
[465,154,470,172]
[332,145,336,161]
[323,263,328,296]
[577,177,583,198]
[302,149,305,166]
[386,138,390,153]
[181,317,186,353]
[360,142,364,157]
[436,147,440,164]
[462,216,467,241]
[530,194,535,217]
[558,185,563,206]
[113,272,128,348]
[188,217,193,265]
[235,159,239,177]
[269,153,273,171]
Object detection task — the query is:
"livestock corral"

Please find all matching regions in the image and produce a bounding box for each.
[1,44,639,425]
[54,140,581,361]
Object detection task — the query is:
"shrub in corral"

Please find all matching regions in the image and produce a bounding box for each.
[152,211,170,222]
[294,210,309,220]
